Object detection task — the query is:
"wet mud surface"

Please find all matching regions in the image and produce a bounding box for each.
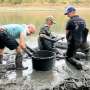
[0,36,90,90]
[0,52,90,90]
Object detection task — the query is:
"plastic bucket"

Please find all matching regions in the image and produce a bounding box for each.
[32,50,55,71]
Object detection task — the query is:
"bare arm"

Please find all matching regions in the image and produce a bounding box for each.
[19,32,26,49]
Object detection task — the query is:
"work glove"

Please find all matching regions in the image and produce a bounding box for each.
[23,48,32,57]
[51,38,59,42]
[26,45,35,53]
[51,37,63,43]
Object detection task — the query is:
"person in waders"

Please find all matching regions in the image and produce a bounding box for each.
[64,5,89,69]
[38,16,60,54]
[0,24,36,70]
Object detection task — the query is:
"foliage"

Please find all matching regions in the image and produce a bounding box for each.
[0,0,90,4]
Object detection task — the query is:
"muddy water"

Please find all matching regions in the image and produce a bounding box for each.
[0,35,90,90]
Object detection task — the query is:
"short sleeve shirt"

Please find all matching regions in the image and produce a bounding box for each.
[65,15,86,43]
[3,24,26,39]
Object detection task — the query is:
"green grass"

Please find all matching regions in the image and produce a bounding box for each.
[0,6,90,34]
[0,0,90,4]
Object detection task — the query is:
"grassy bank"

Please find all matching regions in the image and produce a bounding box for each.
[0,0,90,4]
[0,6,90,34]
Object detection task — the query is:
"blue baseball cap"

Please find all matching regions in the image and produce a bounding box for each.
[64,5,76,15]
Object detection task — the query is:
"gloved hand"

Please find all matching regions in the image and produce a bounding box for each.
[52,38,58,42]
[52,37,61,42]
[50,35,56,39]
[23,48,32,57]
[26,45,35,53]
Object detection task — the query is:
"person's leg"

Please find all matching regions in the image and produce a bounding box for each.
[81,42,90,54]
[2,33,27,70]
[66,42,75,59]
[66,42,82,70]
[0,49,4,64]
[15,47,28,70]
[0,31,5,64]
[15,47,25,69]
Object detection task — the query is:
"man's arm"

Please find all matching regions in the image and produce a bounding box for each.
[65,20,73,40]
[40,34,59,42]
[66,30,70,40]
[18,32,35,57]
[19,32,26,49]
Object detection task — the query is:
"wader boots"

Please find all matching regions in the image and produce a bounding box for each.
[0,55,3,64]
[66,57,82,70]
[15,53,28,70]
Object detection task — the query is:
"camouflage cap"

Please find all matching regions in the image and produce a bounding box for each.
[46,16,56,24]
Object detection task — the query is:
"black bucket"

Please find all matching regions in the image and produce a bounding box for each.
[32,50,55,71]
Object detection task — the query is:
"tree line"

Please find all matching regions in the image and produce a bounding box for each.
[0,0,89,4]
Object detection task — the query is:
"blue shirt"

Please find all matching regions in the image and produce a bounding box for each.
[3,24,26,39]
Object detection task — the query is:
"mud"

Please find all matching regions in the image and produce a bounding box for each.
[0,35,90,90]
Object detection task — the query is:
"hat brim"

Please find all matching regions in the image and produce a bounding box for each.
[64,13,68,15]
[51,21,56,24]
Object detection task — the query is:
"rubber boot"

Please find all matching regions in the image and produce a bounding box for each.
[66,57,82,70]
[0,55,3,64]
[15,53,28,70]
[74,52,86,60]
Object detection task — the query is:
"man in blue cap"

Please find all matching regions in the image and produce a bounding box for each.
[64,5,89,69]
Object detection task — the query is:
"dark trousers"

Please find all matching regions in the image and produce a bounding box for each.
[66,39,89,59]
[66,41,76,59]
[66,38,82,59]
[0,31,18,50]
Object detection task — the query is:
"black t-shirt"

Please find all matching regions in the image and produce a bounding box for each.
[66,15,86,43]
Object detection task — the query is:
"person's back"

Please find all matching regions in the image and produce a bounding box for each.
[3,24,26,39]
